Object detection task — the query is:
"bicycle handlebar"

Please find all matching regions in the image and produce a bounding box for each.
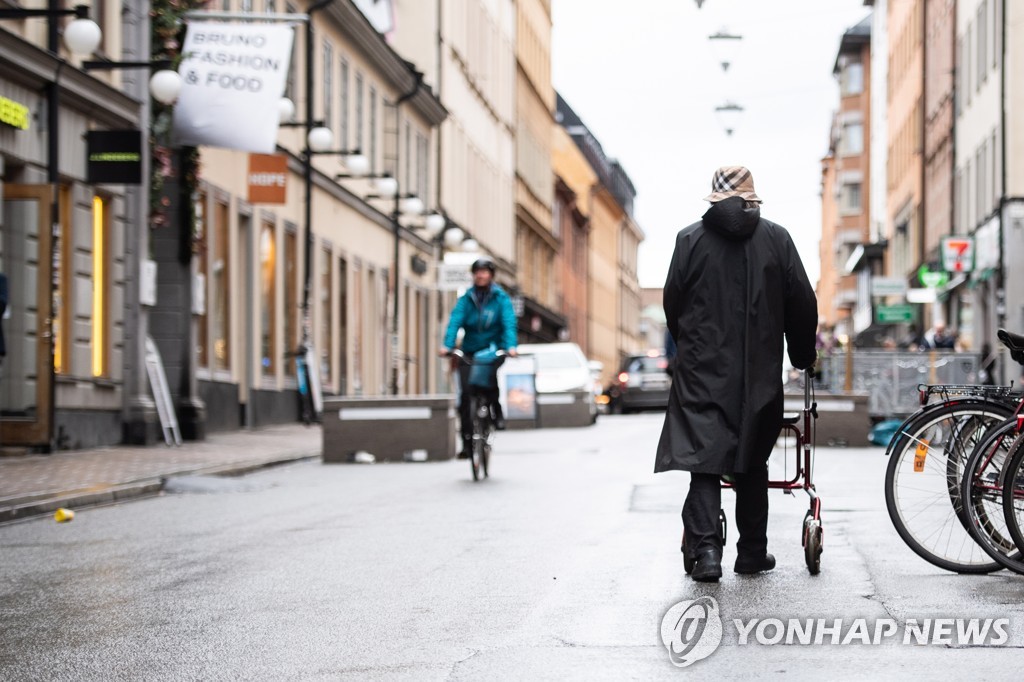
[446,349,509,365]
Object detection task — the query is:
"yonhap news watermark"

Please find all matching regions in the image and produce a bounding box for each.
[660,597,1011,668]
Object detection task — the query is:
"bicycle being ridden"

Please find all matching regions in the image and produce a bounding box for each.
[438,257,518,464]
[446,347,508,480]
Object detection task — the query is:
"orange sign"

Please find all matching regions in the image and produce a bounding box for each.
[248,153,288,204]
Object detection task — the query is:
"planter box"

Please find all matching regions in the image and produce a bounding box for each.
[322,395,457,463]
[537,390,594,429]
[784,391,871,447]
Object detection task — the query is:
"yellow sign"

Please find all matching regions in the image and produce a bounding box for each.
[913,440,929,473]
[0,96,30,130]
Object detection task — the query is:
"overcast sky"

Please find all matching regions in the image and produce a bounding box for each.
[551,0,872,288]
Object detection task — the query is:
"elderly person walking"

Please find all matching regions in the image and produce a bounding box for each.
[656,166,818,582]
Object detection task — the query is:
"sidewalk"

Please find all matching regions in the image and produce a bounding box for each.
[0,424,322,523]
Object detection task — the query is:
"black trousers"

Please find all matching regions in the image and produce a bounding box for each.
[457,365,501,443]
[682,463,769,557]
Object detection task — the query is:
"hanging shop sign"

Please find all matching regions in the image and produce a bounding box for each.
[173,21,295,153]
[941,236,975,273]
[917,264,948,289]
[0,95,30,130]
[247,153,288,204]
[86,130,143,184]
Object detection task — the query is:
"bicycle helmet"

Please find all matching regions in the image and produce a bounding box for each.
[470,257,496,274]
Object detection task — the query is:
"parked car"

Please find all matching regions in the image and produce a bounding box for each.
[607,352,672,414]
[517,342,598,424]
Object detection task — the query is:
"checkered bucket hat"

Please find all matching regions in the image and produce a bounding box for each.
[704,166,762,203]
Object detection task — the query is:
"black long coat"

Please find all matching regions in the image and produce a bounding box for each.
[655,197,818,475]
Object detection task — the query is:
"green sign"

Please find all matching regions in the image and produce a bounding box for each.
[876,304,916,324]
[917,264,948,289]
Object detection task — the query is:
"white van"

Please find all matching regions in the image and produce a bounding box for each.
[517,342,598,424]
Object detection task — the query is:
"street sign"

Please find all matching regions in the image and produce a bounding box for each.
[941,236,975,273]
[437,263,473,291]
[876,304,916,324]
[871,276,907,297]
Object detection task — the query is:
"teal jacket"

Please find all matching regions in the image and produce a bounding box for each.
[443,284,518,355]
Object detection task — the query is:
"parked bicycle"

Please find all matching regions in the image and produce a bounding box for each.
[447,348,508,481]
[885,328,1024,574]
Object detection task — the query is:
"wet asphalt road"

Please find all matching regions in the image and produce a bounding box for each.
[2,413,1024,680]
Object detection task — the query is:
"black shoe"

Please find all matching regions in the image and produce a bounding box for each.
[734,553,776,575]
[691,549,723,582]
[494,416,506,431]
[457,440,472,459]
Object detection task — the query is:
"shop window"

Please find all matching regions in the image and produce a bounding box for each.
[260,221,276,375]
[91,195,109,377]
[284,228,297,375]
[212,201,230,371]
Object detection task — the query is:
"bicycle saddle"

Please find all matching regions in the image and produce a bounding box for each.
[997,328,1024,351]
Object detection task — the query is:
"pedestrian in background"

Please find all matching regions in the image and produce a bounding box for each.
[656,166,818,582]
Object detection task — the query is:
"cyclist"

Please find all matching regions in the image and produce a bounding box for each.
[439,257,518,459]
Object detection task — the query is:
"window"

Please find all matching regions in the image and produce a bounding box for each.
[264,0,276,12]
[369,85,377,173]
[839,182,862,214]
[978,3,987,87]
[260,221,276,375]
[319,246,332,386]
[416,133,428,203]
[338,257,348,394]
[241,0,252,12]
[404,120,412,190]
[195,192,209,368]
[53,187,71,374]
[355,73,364,151]
[840,121,864,156]
[992,129,1000,208]
[977,145,986,223]
[995,0,1002,69]
[212,201,230,371]
[284,228,298,375]
[339,58,349,149]
[841,60,864,95]
[322,41,333,130]
[91,195,109,377]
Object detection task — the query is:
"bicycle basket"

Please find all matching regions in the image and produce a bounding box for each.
[469,347,502,388]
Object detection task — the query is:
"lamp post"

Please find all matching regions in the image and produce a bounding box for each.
[299,0,337,356]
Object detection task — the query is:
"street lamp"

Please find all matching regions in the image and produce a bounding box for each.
[149,70,184,105]
[708,30,743,73]
[278,97,297,124]
[344,153,370,176]
[715,101,744,137]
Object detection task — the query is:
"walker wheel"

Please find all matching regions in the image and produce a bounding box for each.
[803,516,823,575]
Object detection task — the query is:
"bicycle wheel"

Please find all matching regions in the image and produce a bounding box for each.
[1001,430,1024,552]
[470,396,483,481]
[959,418,1024,574]
[885,401,1012,573]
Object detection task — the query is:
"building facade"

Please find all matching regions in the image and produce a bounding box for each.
[0,2,148,450]
[956,0,1013,369]
[389,0,517,277]
[886,0,924,288]
[552,123,594,357]
[514,0,563,344]
[819,17,873,339]
[187,0,446,435]
[556,94,643,387]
